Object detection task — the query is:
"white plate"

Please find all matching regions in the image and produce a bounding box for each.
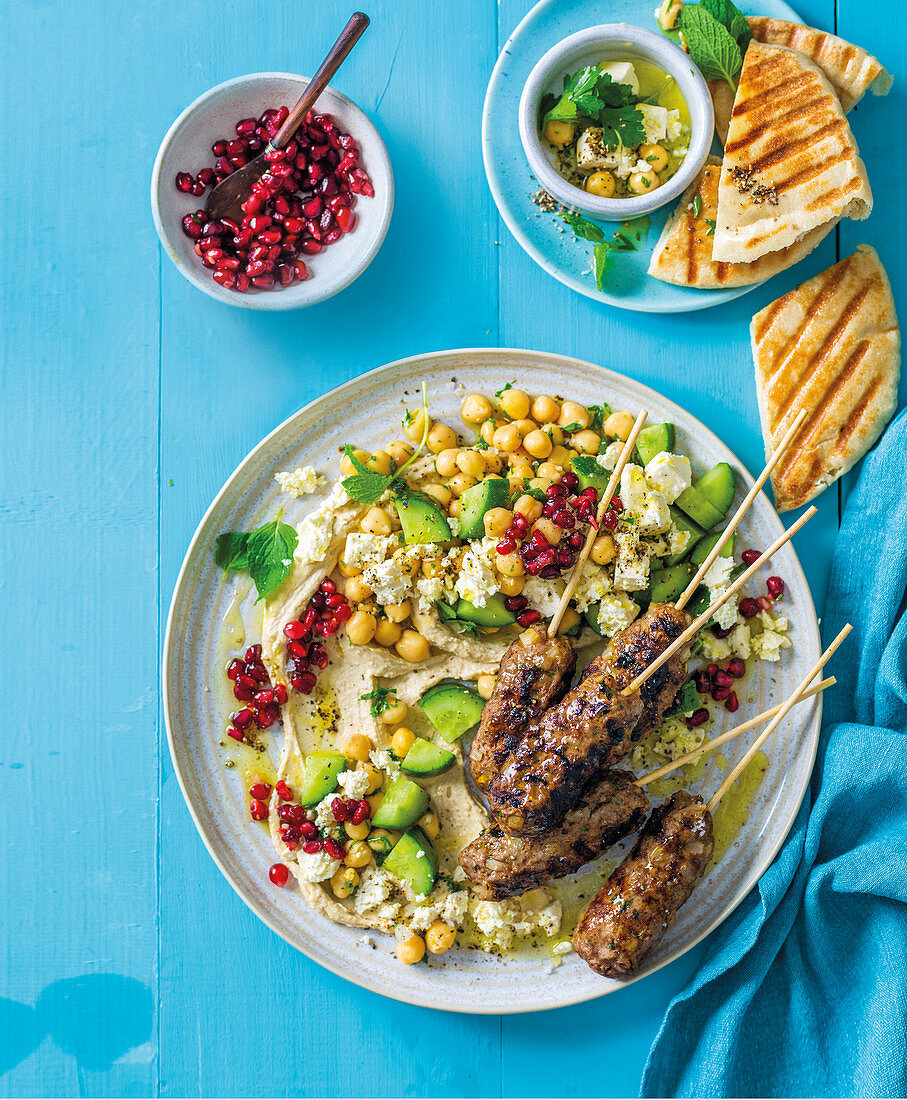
[163,348,821,1012]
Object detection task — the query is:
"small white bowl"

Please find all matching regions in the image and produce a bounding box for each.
[151,72,394,310]
[518,24,713,221]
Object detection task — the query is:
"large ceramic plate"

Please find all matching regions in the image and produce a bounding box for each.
[163,348,821,1013]
[483,0,802,312]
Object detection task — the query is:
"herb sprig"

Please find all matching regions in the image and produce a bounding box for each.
[215,510,298,603]
[543,67,646,151]
[669,0,752,89]
[359,686,395,717]
[562,213,652,290]
[342,383,430,505]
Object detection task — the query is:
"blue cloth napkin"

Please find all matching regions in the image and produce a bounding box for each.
[642,408,907,1100]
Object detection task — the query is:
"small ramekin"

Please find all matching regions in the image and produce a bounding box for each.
[518,24,713,222]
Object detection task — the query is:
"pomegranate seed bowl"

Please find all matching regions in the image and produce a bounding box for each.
[151,73,394,310]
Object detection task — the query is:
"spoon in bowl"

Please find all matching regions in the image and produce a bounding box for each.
[206,11,369,223]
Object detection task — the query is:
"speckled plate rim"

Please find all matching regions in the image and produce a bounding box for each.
[482,0,803,313]
[163,348,822,1013]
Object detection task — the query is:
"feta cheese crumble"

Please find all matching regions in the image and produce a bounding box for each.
[295,848,341,882]
[644,452,692,504]
[274,465,322,497]
[455,537,499,608]
[597,592,641,636]
[338,769,370,800]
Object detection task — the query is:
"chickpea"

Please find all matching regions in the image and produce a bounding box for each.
[533,517,562,545]
[356,762,384,794]
[492,422,523,453]
[541,422,565,445]
[558,401,590,430]
[629,169,660,195]
[532,395,560,423]
[498,388,531,420]
[657,0,683,30]
[514,494,543,523]
[603,410,636,441]
[528,476,553,495]
[639,142,669,173]
[425,483,453,509]
[549,444,572,468]
[523,429,553,460]
[514,419,538,440]
[461,393,493,424]
[330,866,360,899]
[344,732,373,763]
[557,608,581,636]
[483,507,514,538]
[344,821,371,842]
[344,839,373,866]
[483,451,504,474]
[480,418,503,446]
[338,558,361,578]
[403,408,431,442]
[385,599,411,624]
[366,792,384,817]
[395,630,431,663]
[496,553,525,578]
[537,461,562,481]
[391,726,416,757]
[543,119,575,147]
[510,458,535,481]
[361,506,393,535]
[585,170,616,198]
[435,448,459,477]
[457,449,486,479]
[374,618,403,647]
[421,557,444,578]
[476,673,497,701]
[591,534,616,565]
[367,827,399,857]
[449,472,478,498]
[340,447,370,476]
[428,422,457,454]
[497,573,525,597]
[347,610,377,646]
[418,810,440,840]
[380,700,408,725]
[572,430,602,455]
[426,920,457,954]
[448,499,461,518]
[396,933,426,965]
[366,450,394,475]
[344,575,373,604]
[387,439,415,465]
[398,555,421,579]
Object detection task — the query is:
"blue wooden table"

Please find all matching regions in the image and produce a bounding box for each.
[1,0,902,1095]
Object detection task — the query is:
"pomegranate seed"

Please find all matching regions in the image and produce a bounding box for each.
[711,623,734,639]
[323,837,346,861]
[250,799,269,821]
[236,117,257,135]
[715,670,733,688]
[351,800,370,825]
[497,537,517,555]
[292,670,317,694]
[569,532,584,549]
[694,672,711,694]
[610,496,623,512]
[582,487,599,503]
[542,502,558,519]
[253,689,275,707]
[212,140,228,156]
[742,549,760,565]
[226,727,244,742]
[686,708,710,729]
[557,548,575,567]
[269,863,289,886]
[726,657,746,679]
[226,658,243,680]
[713,685,731,702]
[302,839,323,855]
[766,576,785,598]
[175,172,193,192]
[601,510,618,531]
[529,530,550,551]
[245,645,262,661]
[740,597,760,620]
[256,706,277,729]
[277,803,304,825]
[331,797,349,822]
[333,603,352,626]
[231,708,254,731]
[249,782,272,799]
[336,207,357,232]
[284,619,305,640]
[535,550,556,569]
[504,595,528,612]
[300,820,318,840]
[511,514,529,534]
[275,780,293,801]
[274,683,288,705]
[553,510,575,530]
[726,691,739,713]
[517,609,541,627]
[758,595,775,612]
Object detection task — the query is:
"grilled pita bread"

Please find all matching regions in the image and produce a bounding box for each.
[648,157,835,288]
[711,20,890,143]
[712,41,872,265]
[751,245,899,511]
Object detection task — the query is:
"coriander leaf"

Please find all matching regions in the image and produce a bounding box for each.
[691,193,703,219]
[699,0,752,49]
[588,404,612,433]
[593,243,611,291]
[539,91,557,123]
[543,65,601,124]
[562,211,606,243]
[214,531,250,574]
[341,445,394,505]
[562,422,583,433]
[246,512,298,602]
[598,105,647,150]
[682,5,743,88]
[360,686,394,717]
[594,71,636,108]
[495,381,516,397]
[705,218,717,235]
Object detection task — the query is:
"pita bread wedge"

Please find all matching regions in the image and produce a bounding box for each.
[711,19,890,144]
[649,156,836,288]
[751,245,899,511]
[712,41,872,264]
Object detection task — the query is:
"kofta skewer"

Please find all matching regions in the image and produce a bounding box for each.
[573,626,851,978]
[460,676,834,899]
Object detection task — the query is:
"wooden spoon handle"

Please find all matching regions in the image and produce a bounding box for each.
[272,12,370,148]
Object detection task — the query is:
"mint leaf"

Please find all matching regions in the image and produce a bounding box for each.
[617,216,651,249]
[588,404,612,433]
[215,531,250,574]
[562,211,605,243]
[593,243,611,291]
[341,444,394,505]
[571,456,602,480]
[246,512,298,602]
[699,0,751,49]
[435,600,480,635]
[682,5,744,88]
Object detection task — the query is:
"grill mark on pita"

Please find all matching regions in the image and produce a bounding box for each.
[836,376,882,455]
[804,175,864,212]
[748,118,849,181]
[752,294,794,342]
[728,69,814,130]
[771,279,874,428]
[724,94,829,152]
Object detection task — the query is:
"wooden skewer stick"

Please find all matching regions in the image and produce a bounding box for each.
[621,505,818,697]
[676,408,808,611]
[549,410,649,636]
[636,676,834,787]
[706,624,852,812]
